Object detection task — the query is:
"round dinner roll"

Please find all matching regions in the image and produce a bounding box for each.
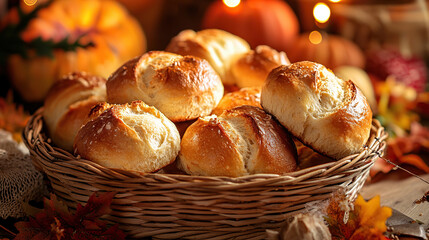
[43,72,106,152]
[211,87,262,116]
[106,51,224,122]
[73,101,180,173]
[261,61,373,160]
[178,105,298,177]
[230,45,290,88]
[166,29,250,85]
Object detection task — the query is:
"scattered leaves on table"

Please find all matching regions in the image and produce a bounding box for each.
[14,192,125,240]
[325,193,392,240]
[371,121,429,177]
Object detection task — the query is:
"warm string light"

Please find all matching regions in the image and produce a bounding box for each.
[223,0,241,8]
[313,2,331,24]
[329,0,341,2]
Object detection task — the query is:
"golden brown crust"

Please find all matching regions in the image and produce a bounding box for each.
[231,45,290,88]
[74,101,181,173]
[106,51,224,122]
[211,87,262,116]
[179,116,246,177]
[166,29,250,85]
[178,106,297,177]
[261,61,372,160]
[43,72,106,151]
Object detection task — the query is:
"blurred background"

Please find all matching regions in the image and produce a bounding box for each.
[1,0,428,99]
[0,0,429,177]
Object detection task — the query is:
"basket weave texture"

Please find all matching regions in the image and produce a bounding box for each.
[23,108,387,240]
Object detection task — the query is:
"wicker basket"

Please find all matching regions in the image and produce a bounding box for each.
[23,108,387,240]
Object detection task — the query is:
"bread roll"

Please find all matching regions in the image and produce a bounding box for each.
[178,106,297,177]
[261,61,372,160]
[211,87,261,116]
[43,72,106,151]
[230,45,290,88]
[74,101,180,173]
[106,51,224,122]
[166,29,250,85]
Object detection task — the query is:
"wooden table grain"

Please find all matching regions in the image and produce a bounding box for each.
[361,173,429,226]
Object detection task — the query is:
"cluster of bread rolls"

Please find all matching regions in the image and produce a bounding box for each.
[42,29,372,177]
[166,29,289,90]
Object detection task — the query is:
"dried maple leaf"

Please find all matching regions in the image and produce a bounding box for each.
[14,192,125,240]
[325,194,392,240]
[371,121,429,177]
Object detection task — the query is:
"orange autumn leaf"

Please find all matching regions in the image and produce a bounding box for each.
[0,91,30,142]
[353,195,392,234]
[326,194,392,240]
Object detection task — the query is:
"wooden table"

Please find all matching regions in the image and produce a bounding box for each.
[361,173,429,232]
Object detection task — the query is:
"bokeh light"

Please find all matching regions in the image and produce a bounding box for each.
[309,31,323,44]
[23,0,38,6]
[223,0,241,8]
[313,3,331,23]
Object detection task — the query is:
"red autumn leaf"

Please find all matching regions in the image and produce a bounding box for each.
[74,192,115,222]
[371,121,429,177]
[14,220,52,240]
[14,192,125,240]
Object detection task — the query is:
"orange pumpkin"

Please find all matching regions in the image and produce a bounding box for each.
[287,32,365,69]
[202,0,299,52]
[4,0,146,102]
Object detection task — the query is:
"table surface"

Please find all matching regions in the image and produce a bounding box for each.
[361,173,429,227]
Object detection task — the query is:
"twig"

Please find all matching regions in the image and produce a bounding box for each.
[0,223,16,237]
[379,156,429,186]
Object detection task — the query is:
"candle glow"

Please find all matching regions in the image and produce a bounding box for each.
[223,0,241,8]
[313,3,331,23]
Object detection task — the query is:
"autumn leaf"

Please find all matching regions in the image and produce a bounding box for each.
[325,194,392,240]
[14,192,126,240]
[0,91,30,142]
[353,195,392,234]
[371,121,429,177]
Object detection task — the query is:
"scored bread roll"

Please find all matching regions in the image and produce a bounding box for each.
[261,61,373,160]
[106,51,224,122]
[211,87,261,116]
[74,101,180,173]
[166,29,250,85]
[178,105,297,177]
[230,45,290,88]
[43,72,106,151]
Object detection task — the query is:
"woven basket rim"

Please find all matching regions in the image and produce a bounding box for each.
[23,108,388,183]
